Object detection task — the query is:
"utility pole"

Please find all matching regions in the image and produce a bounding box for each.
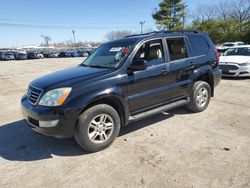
[41,35,51,46]
[72,30,76,44]
[139,21,145,34]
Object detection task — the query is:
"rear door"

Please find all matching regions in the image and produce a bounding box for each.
[165,37,194,99]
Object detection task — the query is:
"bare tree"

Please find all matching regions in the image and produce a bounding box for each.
[104,30,132,41]
[216,0,232,20]
[229,0,250,31]
[197,4,217,21]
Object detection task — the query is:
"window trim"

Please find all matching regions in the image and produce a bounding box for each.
[164,36,191,62]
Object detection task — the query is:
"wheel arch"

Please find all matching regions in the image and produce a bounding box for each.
[79,94,128,127]
[196,72,214,97]
[192,66,214,97]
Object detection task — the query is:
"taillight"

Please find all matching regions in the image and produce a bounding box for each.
[214,48,219,67]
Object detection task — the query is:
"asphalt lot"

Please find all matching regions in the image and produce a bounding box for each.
[0,58,250,188]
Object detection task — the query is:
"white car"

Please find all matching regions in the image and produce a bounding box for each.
[217,42,244,54]
[219,45,250,77]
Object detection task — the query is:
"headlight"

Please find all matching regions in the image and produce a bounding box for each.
[39,88,72,106]
[239,62,250,66]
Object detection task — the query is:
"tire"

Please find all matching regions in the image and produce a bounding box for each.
[74,104,121,152]
[186,81,211,113]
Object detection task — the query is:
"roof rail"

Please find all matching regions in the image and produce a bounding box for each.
[156,30,202,34]
[124,31,157,38]
[124,30,203,38]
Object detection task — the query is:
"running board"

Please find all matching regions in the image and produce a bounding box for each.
[128,98,189,122]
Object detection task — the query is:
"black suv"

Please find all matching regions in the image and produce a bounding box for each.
[21,30,221,152]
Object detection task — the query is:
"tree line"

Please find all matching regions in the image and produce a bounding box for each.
[153,0,250,44]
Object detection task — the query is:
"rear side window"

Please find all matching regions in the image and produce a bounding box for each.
[166,38,188,61]
[188,35,210,56]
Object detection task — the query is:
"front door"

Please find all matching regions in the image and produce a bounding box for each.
[127,39,172,114]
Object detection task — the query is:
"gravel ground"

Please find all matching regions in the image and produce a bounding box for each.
[0,58,250,188]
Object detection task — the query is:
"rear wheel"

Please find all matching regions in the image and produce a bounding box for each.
[186,81,211,112]
[74,104,121,152]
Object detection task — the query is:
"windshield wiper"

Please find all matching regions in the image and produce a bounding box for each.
[80,64,113,69]
[88,65,108,69]
[79,64,89,67]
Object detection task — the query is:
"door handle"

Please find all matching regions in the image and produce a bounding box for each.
[189,62,195,69]
[161,68,169,75]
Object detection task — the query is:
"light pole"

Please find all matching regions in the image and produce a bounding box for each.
[72,30,76,44]
[139,21,145,34]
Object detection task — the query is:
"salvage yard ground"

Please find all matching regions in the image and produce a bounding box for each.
[0,58,250,187]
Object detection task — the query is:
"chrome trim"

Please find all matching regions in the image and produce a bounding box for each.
[27,85,43,105]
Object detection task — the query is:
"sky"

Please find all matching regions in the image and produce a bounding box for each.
[0,0,223,48]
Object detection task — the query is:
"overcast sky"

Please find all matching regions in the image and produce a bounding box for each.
[0,0,224,47]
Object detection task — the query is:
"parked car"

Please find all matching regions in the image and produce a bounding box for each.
[82,51,89,57]
[0,51,3,60]
[47,52,59,58]
[27,52,44,59]
[1,52,15,60]
[217,42,244,54]
[219,45,250,77]
[77,51,89,57]
[71,51,81,57]
[58,51,71,58]
[21,30,221,152]
[15,52,27,60]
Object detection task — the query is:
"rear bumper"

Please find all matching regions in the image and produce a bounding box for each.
[213,68,222,87]
[21,95,77,138]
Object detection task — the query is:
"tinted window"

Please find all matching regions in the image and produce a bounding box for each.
[133,39,164,66]
[188,35,210,56]
[166,38,188,61]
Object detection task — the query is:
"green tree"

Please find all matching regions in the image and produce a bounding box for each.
[152,0,186,30]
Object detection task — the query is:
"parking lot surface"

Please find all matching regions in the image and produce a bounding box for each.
[0,58,250,188]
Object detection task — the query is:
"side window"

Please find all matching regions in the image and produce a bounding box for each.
[166,38,188,61]
[133,39,164,66]
[188,35,210,56]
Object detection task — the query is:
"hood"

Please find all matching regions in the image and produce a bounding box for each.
[219,55,250,64]
[31,66,112,90]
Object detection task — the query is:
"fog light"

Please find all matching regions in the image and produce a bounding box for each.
[39,120,59,128]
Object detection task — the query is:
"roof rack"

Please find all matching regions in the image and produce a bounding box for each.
[156,30,201,34]
[124,30,203,38]
[124,31,157,38]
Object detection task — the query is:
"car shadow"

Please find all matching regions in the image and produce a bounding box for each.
[0,108,190,162]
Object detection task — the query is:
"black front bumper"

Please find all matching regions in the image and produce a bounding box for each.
[21,96,77,138]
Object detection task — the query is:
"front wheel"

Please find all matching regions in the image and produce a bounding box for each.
[74,104,121,152]
[186,81,211,113]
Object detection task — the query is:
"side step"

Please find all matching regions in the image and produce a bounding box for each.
[128,98,189,122]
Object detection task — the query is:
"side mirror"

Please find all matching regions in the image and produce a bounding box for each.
[128,59,147,72]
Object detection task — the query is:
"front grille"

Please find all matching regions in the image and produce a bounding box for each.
[219,64,239,71]
[223,72,235,75]
[27,85,43,105]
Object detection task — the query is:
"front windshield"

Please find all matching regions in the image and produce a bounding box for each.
[224,47,250,56]
[222,43,235,47]
[82,42,135,69]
